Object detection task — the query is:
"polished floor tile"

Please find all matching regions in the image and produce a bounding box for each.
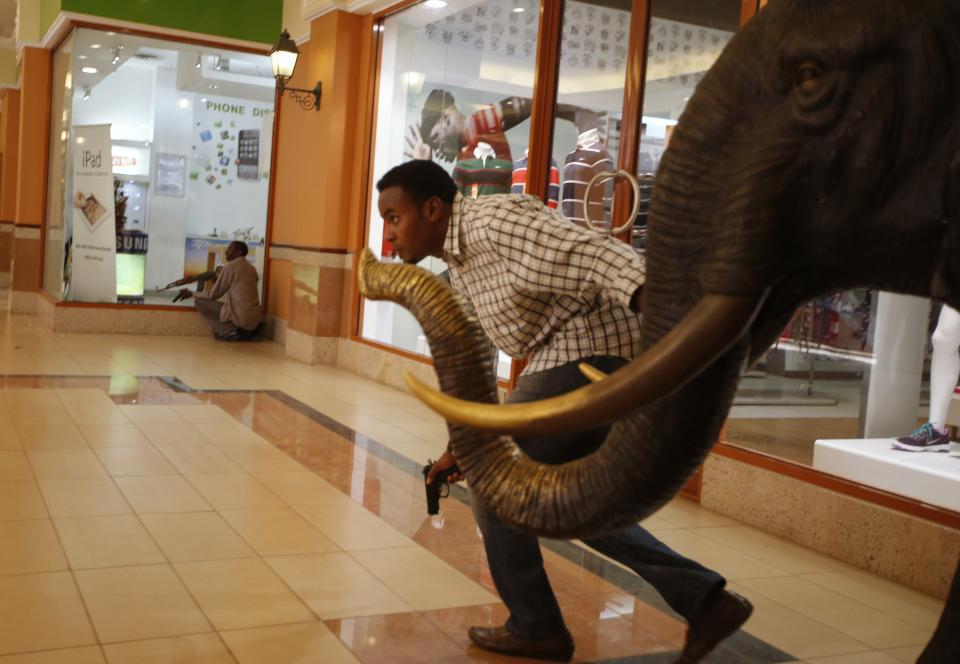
[137,423,213,447]
[16,424,90,450]
[325,612,467,664]
[184,474,284,510]
[0,572,97,655]
[37,478,132,518]
[118,405,185,424]
[174,558,315,631]
[0,327,938,664]
[26,449,108,480]
[75,564,211,643]
[93,446,178,477]
[79,424,153,449]
[293,501,413,550]
[0,520,68,575]
[53,515,166,569]
[739,576,931,649]
[0,424,21,450]
[250,471,355,507]
[349,546,498,611]
[0,450,36,481]
[265,552,413,619]
[0,480,48,520]
[0,646,106,663]
[218,506,339,556]
[115,475,212,514]
[140,511,256,562]
[155,443,246,475]
[221,622,360,664]
[102,633,234,664]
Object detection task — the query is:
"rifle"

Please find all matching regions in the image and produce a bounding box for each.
[159,267,221,302]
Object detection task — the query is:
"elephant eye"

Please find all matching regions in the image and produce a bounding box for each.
[796,62,823,91]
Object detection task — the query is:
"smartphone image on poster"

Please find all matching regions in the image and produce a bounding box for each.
[237,129,260,180]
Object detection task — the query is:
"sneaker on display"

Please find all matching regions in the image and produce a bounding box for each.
[892,423,950,453]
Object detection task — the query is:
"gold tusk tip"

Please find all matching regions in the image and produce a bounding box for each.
[579,363,608,383]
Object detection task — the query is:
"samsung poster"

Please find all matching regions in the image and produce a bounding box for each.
[71,124,117,302]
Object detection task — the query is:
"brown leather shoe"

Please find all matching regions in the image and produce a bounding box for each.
[675,589,753,663]
[468,624,574,662]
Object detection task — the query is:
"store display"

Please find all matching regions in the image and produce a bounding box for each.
[452,142,513,198]
[561,128,614,229]
[893,305,960,452]
[511,150,560,208]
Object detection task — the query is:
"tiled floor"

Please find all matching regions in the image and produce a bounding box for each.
[0,310,945,663]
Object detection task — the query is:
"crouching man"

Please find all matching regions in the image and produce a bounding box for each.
[179,241,262,341]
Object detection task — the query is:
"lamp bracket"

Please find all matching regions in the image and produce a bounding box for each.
[278,80,322,111]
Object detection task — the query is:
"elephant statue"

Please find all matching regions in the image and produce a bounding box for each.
[359,0,960,661]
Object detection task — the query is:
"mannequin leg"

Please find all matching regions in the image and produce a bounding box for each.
[929,306,960,431]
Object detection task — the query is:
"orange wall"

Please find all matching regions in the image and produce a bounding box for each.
[15,48,52,227]
[270,11,373,250]
[0,89,20,222]
[267,258,291,320]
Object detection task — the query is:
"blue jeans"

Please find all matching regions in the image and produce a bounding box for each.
[470,356,725,639]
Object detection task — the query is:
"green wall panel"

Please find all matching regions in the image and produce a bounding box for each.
[61,0,282,44]
[41,0,63,38]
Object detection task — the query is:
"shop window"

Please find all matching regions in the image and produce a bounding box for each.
[42,27,275,306]
[551,0,639,233]
[362,0,542,379]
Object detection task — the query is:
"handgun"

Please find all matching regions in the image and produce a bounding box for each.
[422,459,461,515]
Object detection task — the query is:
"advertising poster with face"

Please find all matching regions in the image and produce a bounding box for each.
[71,124,117,303]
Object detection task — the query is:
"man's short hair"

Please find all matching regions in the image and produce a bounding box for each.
[420,89,456,144]
[229,241,249,257]
[377,160,458,207]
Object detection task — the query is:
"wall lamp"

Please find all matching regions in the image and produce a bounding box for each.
[269,30,322,111]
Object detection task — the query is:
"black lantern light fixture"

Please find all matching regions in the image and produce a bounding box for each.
[269,30,322,111]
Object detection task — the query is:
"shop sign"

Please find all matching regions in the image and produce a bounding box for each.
[112,144,151,176]
[71,125,118,303]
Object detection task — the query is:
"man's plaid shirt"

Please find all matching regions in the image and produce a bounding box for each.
[443,193,646,374]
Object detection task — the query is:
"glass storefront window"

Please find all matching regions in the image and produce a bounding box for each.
[551,0,636,233]
[43,27,275,306]
[362,0,541,379]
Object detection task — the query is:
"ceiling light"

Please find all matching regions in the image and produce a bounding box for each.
[195,53,202,69]
[425,0,447,8]
[513,6,525,12]
[78,54,87,60]
[200,97,208,103]
[76,136,85,144]
[90,44,100,49]
[81,85,91,100]
[81,66,98,74]
[178,98,190,109]
[208,83,218,89]
[106,31,116,36]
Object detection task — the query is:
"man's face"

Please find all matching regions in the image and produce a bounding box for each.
[225,243,243,262]
[379,187,434,265]
[427,107,465,162]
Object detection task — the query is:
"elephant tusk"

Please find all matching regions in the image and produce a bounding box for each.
[407,292,767,437]
[578,364,608,383]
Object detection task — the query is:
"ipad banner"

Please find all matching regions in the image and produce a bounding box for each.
[71,124,117,303]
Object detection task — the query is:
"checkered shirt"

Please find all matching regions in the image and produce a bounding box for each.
[443,193,646,374]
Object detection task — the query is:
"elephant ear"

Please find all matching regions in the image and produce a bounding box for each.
[931,150,960,305]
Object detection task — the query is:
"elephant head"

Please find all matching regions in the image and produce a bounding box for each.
[360,0,960,540]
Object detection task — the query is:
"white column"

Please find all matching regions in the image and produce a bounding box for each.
[863,293,930,438]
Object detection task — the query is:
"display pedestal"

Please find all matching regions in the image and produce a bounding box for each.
[813,439,960,511]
